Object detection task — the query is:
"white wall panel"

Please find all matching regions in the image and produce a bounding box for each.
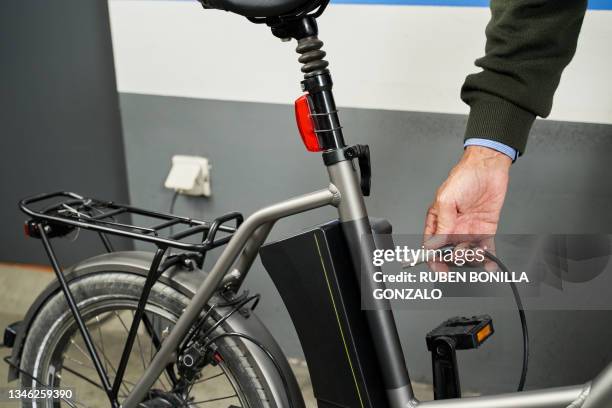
[109,1,612,124]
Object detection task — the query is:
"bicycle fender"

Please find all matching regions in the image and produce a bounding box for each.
[7,251,305,408]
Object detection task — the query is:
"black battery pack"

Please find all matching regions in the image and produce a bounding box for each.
[259,219,391,408]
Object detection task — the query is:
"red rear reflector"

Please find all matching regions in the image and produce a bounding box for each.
[24,222,31,237]
[294,94,322,152]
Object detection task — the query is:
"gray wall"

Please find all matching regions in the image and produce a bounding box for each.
[0,0,131,264]
[120,93,612,394]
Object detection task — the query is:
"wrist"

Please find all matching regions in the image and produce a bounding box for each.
[462,146,512,170]
[464,138,517,162]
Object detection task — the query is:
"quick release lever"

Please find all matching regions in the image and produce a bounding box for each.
[322,144,372,197]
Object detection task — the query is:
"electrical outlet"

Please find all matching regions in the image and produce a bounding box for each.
[164,155,211,196]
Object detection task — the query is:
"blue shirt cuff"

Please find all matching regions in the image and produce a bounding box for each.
[464,138,518,162]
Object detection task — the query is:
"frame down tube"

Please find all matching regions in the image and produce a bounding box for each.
[122,187,338,408]
[327,159,416,408]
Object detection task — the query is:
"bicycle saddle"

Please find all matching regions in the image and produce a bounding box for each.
[199,0,319,18]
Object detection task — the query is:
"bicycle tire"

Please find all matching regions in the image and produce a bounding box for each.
[19,272,277,408]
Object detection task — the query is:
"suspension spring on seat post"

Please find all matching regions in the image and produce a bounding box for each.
[296,36,329,76]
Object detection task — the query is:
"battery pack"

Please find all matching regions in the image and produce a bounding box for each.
[259,219,391,408]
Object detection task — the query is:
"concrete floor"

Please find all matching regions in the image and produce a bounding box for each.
[0,264,54,407]
[0,264,436,407]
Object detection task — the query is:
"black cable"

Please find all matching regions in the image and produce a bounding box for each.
[169,190,180,213]
[179,294,260,355]
[197,295,260,345]
[168,191,180,237]
[483,250,529,392]
[202,332,294,408]
[179,303,218,356]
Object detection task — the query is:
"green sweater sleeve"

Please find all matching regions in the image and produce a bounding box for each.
[461,0,587,154]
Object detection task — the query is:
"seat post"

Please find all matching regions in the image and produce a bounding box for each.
[270,17,346,150]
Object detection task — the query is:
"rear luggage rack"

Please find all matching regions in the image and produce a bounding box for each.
[14,192,245,390]
[20,191,243,253]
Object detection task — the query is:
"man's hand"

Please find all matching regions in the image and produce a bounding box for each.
[424,146,511,259]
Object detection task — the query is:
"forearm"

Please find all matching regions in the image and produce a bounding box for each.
[461,0,587,154]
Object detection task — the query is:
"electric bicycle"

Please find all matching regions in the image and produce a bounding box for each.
[4,1,610,407]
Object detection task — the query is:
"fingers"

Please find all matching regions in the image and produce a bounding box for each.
[423,200,457,251]
[424,207,436,239]
[424,202,457,272]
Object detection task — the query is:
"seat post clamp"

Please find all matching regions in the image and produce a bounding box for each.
[322,144,371,196]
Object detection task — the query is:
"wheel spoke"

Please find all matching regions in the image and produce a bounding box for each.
[142,313,179,390]
[130,310,149,370]
[194,371,224,384]
[161,372,172,391]
[69,339,94,366]
[62,364,129,400]
[64,354,93,368]
[95,315,108,373]
[67,330,132,396]
[92,341,132,395]
[71,400,91,408]
[113,310,171,392]
[113,311,142,387]
[62,365,106,391]
[191,394,238,404]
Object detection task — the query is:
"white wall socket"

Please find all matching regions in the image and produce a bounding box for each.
[164,155,211,197]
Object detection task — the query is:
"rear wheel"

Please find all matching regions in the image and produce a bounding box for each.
[20,272,275,408]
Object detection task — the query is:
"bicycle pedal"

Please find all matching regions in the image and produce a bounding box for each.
[426,315,494,400]
[426,315,494,351]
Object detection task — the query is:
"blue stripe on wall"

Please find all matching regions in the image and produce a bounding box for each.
[164,0,612,11]
[331,0,612,10]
